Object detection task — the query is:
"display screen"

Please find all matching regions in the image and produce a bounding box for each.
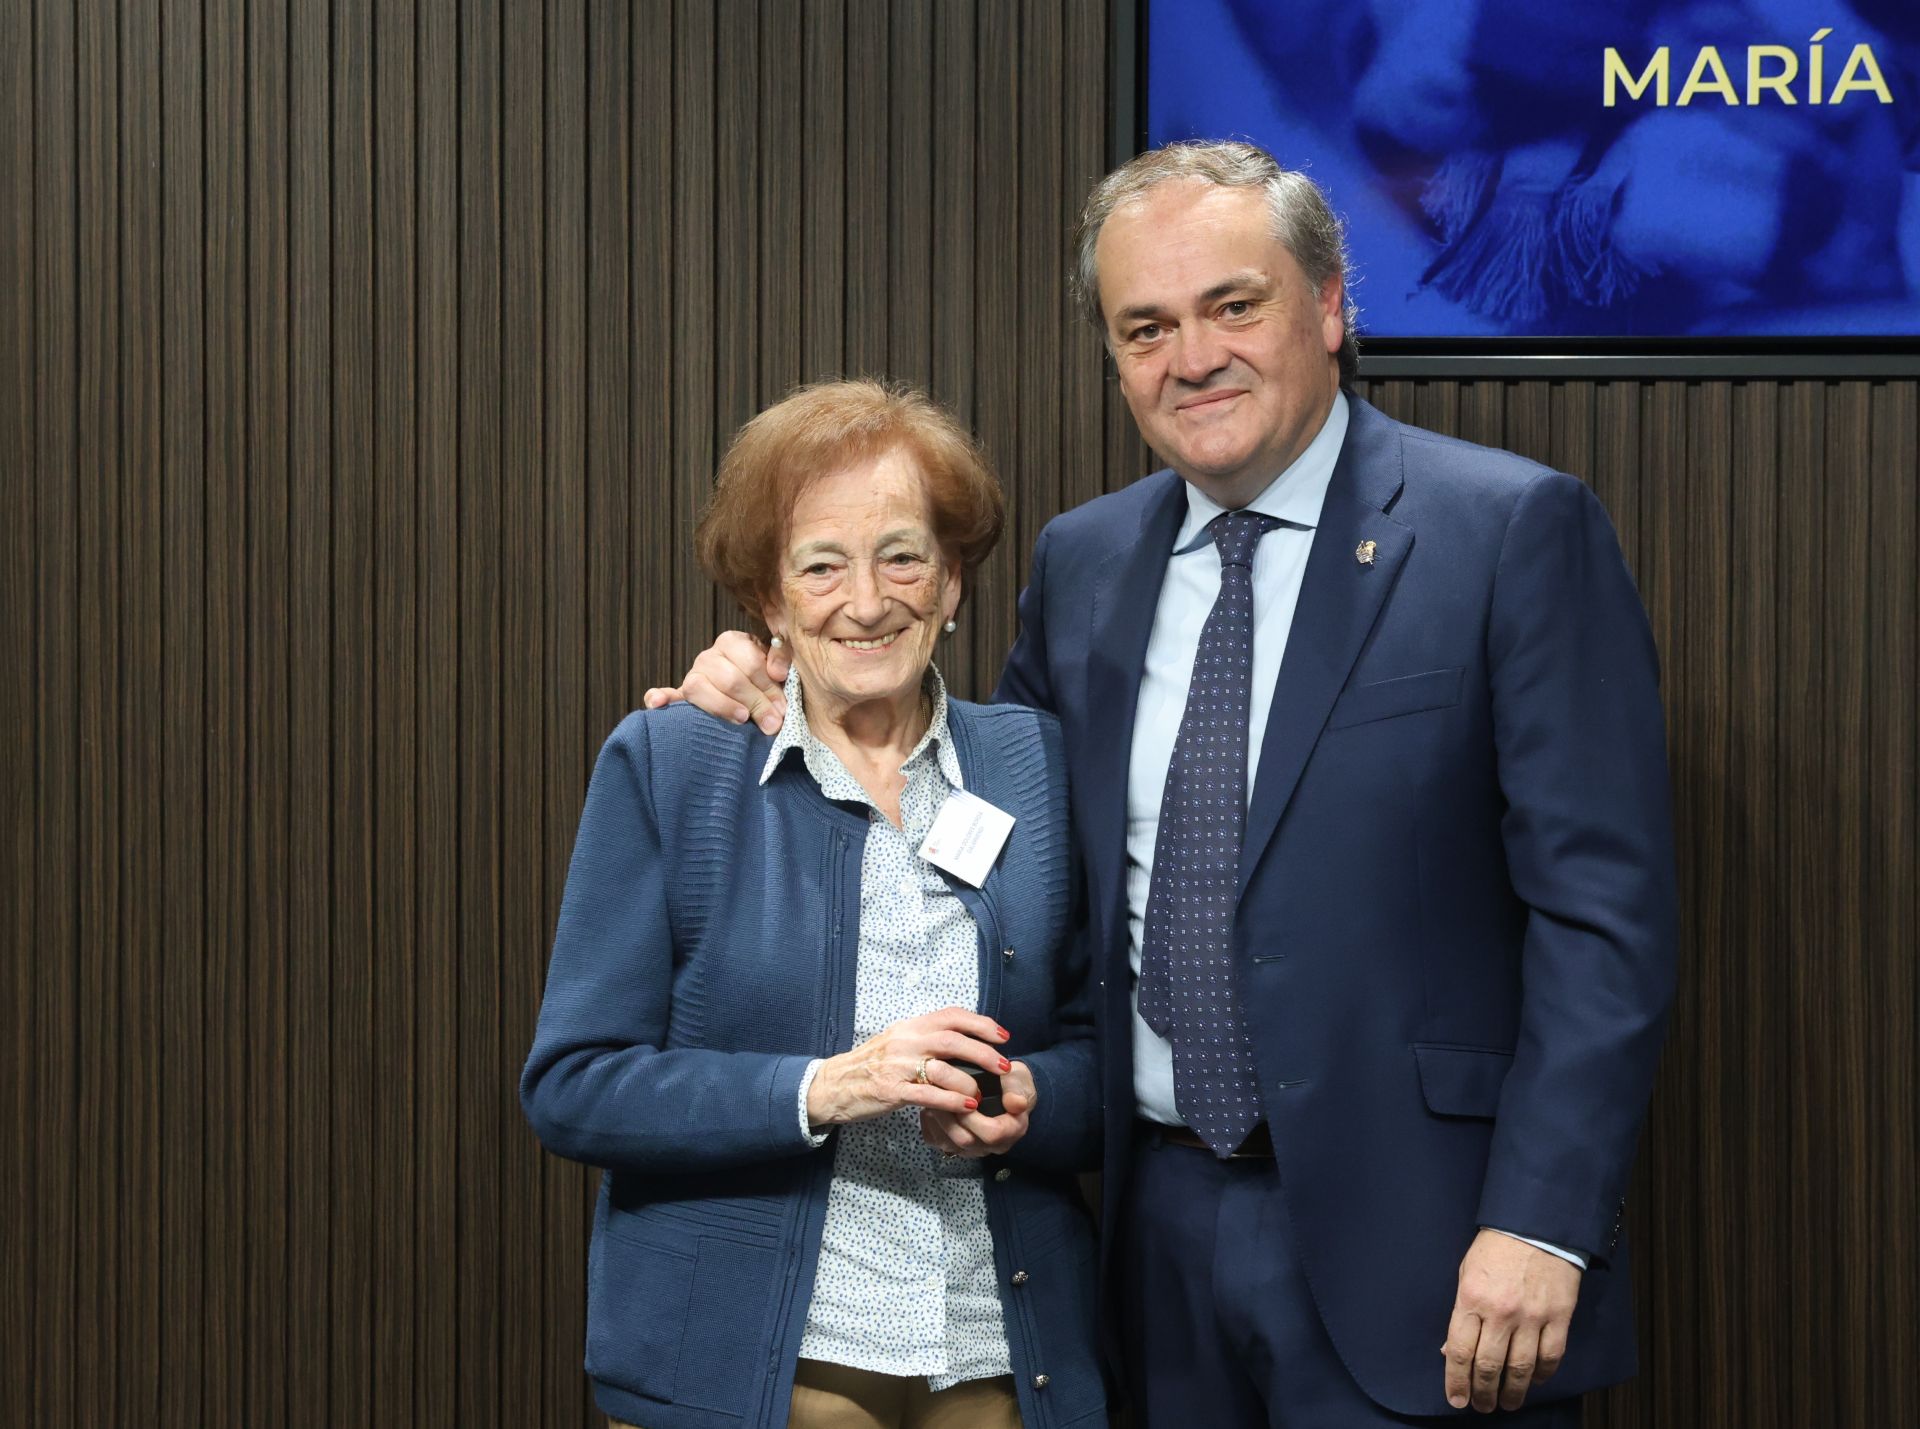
[1145,0,1920,340]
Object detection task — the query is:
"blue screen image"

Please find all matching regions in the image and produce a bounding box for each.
[1147,0,1920,339]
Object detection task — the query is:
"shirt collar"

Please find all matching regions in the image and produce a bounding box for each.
[1170,389,1349,555]
[758,663,964,795]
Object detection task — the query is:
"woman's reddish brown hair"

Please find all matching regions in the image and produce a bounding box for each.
[696,378,1005,631]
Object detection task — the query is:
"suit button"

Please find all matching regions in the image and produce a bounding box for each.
[1032,1374,1050,1390]
[1011,1270,1029,1286]
[994,1168,1011,1182]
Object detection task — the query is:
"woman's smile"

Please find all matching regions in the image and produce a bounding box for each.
[835,630,905,651]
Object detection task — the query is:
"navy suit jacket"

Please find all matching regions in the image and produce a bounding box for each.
[994,395,1676,1414]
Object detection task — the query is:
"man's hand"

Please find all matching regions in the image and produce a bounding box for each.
[642,630,790,734]
[920,1060,1037,1158]
[1442,1229,1581,1413]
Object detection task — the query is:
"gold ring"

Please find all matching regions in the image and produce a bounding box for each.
[914,1057,931,1085]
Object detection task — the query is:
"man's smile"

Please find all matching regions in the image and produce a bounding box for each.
[1176,389,1247,413]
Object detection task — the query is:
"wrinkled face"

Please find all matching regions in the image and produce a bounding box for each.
[1096,181,1343,508]
[764,447,961,725]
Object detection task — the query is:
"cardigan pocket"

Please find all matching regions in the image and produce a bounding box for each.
[586,1225,694,1404]
[673,1236,783,1417]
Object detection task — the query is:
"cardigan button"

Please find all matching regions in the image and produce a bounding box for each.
[1011,1269,1029,1286]
[1032,1373,1050,1390]
[994,1168,1011,1182]
[1002,946,1015,960]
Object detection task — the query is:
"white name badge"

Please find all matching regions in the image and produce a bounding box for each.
[918,789,1016,888]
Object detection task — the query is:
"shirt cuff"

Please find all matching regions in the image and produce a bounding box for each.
[1486,1227,1589,1271]
[796,1058,830,1147]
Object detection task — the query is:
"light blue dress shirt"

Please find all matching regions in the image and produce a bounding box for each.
[1121,393,1585,1270]
[770,669,1015,1387]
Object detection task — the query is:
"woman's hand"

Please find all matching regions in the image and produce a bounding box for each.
[920,1060,1036,1158]
[806,1007,1011,1127]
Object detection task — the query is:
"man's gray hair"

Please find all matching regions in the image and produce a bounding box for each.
[1071,140,1359,382]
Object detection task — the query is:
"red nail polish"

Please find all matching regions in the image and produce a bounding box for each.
[996,1026,1010,1040]
[965,1098,979,1110]
[998,1058,1012,1073]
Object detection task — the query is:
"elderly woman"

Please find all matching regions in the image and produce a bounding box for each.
[522,380,1106,1429]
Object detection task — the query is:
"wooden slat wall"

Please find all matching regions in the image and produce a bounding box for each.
[3,3,1914,1425]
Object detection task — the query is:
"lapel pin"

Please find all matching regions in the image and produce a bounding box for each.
[1354,539,1376,566]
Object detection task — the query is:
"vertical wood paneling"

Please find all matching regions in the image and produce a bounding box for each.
[1,0,40,1402]
[370,1,419,1423]
[1683,381,1733,1420]
[541,5,591,1422]
[203,0,249,1420]
[328,0,377,1418]
[31,0,79,1422]
[1727,379,1787,1428]
[1059,0,1106,610]
[1461,379,1504,452]
[929,2,975,424]
[1823,383,1875,1429]
[758,0,804,404]
[844,0,888,378]
[287,0,335,1417]
[242,0,291,1417]
[800,0,845,381]
[1866,381,1918,1429]
[1502,380,1549,466]
[930,1,977,694]
[74,0,123,1416]
[456,1,503,1422]
[585,0,630,735]
[0,0,31,1407]
[715,0,760,439]
[413,0,460,1419]
[970,0,1019,699]
[1646,381,1692,1428]
[119,0,166,1414]
[6,7,1918,1427]
[1780,380,1828,1429]
[671,0,717,669]
[160,0,210,1416]
[712,0,761,644]
[1016,0,1064,636]
[887,0,932,390]
[500,1,547,1419]
[1545,380,1592,498]
[624,1,664,701]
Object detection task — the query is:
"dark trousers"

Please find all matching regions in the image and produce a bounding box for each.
[1118,1125,1583,1429]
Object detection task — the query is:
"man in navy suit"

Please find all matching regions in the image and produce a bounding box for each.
[654,141,1675,1426]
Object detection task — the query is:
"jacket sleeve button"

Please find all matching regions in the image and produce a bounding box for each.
[1011,1269,1029,1286]
[994,1167,1011,1182]
[1002,947,1015,960]
[1032,1373,1050,1390]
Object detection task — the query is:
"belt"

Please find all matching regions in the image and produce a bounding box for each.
[1146,1120,1274,1159]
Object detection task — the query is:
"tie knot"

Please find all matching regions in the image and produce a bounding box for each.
[1211,510,1281,569]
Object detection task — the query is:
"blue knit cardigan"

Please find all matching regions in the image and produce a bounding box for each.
[521,698,1107,1429]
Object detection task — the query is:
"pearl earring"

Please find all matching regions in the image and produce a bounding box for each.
[768,634,784,650]
[942,620,957,634]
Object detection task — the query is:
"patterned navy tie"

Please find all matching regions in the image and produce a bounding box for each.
[1137,508,1281,1157]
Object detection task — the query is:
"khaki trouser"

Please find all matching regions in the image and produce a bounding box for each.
[611,1358,1023,1429]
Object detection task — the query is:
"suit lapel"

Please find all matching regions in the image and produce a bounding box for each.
[1081,473,1188,919]
[1238,400,1413,892]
